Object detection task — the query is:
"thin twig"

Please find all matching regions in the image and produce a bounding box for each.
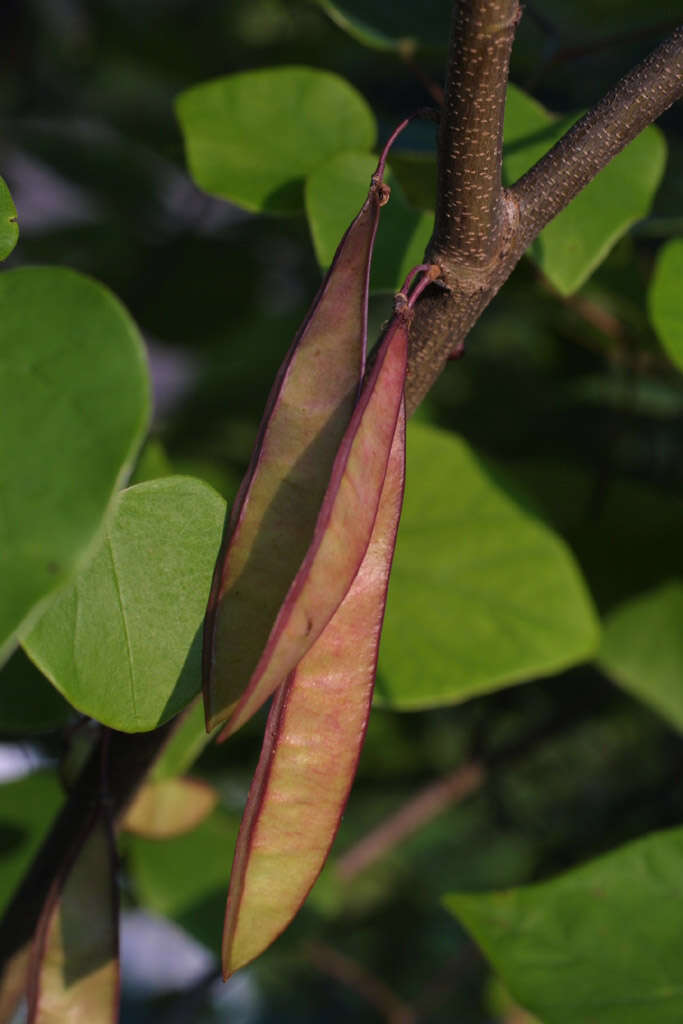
[306,941,418,1024]
[336,762,485,882]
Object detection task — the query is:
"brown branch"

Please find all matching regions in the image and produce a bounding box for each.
[433,0,520,265]
[512,25,683,248]
[404,13,683,415]
[335,761,485,882]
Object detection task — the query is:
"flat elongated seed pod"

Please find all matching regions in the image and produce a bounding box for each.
[203,170,390,732]
[220,305,409,740]
[27,812,119,1024]
[222,396,407,977]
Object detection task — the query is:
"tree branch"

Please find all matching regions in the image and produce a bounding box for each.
[433,0,520,264]
[405,12,683,415]
[512,25,683,246]
[335,762,485,882]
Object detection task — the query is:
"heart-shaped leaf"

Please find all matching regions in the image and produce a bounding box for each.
[0,176,18,261]
[376,423,600,709]
[24,477,226,733]
[599,581,683,733]
[176,66,376,214]
[446,825,683,1024]
[0,267,149,660]
[648,239,683,372]
[123,778,218,839]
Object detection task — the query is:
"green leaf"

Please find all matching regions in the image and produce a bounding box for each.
[305,151,433,292]
[648,239,683,371]
[127,808,239,949]
[0,176,18,261]
[0,650,72,734]
[24,477,226,733]
[502,458,683,612]
[446,826,683,1024]
[388,151,437,211]
[150,698,215,782]
[503,86,667,295]
[313,0,405,52]
[311,0,450,53]
[376,423,600,709]
[0,267,150,660]
[176,66,376,214]
[0,773,63,918]
[123,777,218,839]
[598,582,683,733]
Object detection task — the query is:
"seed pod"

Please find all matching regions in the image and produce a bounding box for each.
[222,393,407,977]
[219,299,410,740]
[202,162,391,733]
[27,811,119,1023]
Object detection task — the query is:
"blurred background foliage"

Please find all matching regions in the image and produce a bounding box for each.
[1,0,683,1020]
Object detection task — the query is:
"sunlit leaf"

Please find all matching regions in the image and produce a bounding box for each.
[24,478,226,733]
[599,581,683,733]
[0,175,18,261]
[648,239,683,372]
[377,424,600,709]
[176,66,376,214]
[123,777,218,839]
[446,825,683,1024]
[0,267,149,661]
[305,151,433,292]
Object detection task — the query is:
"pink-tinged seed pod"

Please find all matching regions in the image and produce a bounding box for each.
[203,117,420,733]
[222,396,407,978]
[27,810,119,1023]
[218,298,411,740]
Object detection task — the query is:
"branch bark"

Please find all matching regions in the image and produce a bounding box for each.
[405,11,683,415]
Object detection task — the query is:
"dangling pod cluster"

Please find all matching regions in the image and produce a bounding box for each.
[202,118,441,977]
